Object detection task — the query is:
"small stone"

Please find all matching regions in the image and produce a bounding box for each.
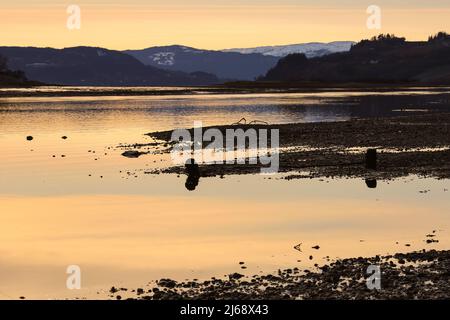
[157,279,177,289]
[229,273,244,281]
[122,150,143,158]
[26,136,33,141]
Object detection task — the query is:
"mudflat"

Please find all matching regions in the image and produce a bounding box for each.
[141,113,450,180]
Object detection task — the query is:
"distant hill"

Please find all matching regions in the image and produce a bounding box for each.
[0,46,221,86]
[223,41,354,58]
[262,33,450,84]
[0,54,36,87]
[125,45,278,80]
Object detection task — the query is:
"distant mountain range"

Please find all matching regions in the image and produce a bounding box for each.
[7,36,448,87]
[125,42,353,80]
[0,42,355,86]
[0,46,221,86]
[262,33,450,84]
[124,45,278,80]
[223,41,354,58]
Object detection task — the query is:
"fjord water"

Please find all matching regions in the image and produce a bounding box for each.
[0,88,449,299]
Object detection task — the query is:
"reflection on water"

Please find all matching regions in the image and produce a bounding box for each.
[0,175,449,300]
[365,179,378,189]
[2,88,450,135]
[0,89,449,299]
[185,159,201,191]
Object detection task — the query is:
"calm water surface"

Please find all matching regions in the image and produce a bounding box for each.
[0,89,449,299]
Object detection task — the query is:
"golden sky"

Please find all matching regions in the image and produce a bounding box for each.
[1,1,450,50]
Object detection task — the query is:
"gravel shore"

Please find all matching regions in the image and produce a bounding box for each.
[108,250,450,300]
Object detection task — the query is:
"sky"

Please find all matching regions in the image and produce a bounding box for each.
[1,0,450,50]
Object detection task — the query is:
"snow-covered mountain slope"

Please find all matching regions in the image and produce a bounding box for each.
[223,41,354,58]
[124,42,354,80]
[125,45,278,80]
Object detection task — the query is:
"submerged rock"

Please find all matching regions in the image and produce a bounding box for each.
[122,150,144,158]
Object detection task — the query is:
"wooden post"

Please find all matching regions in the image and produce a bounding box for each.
[185,158,200,177]
[366,149,377,170]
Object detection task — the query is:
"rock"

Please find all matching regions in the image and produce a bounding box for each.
[136,288,144,295]
[229,273,244,281]
[110,286,118,293]
[26,136,33,141]
[62,136,68,140]
[157,279,177,289]
[122,150,143,158]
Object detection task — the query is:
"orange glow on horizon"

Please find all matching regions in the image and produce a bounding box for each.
[1,3,449,50]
